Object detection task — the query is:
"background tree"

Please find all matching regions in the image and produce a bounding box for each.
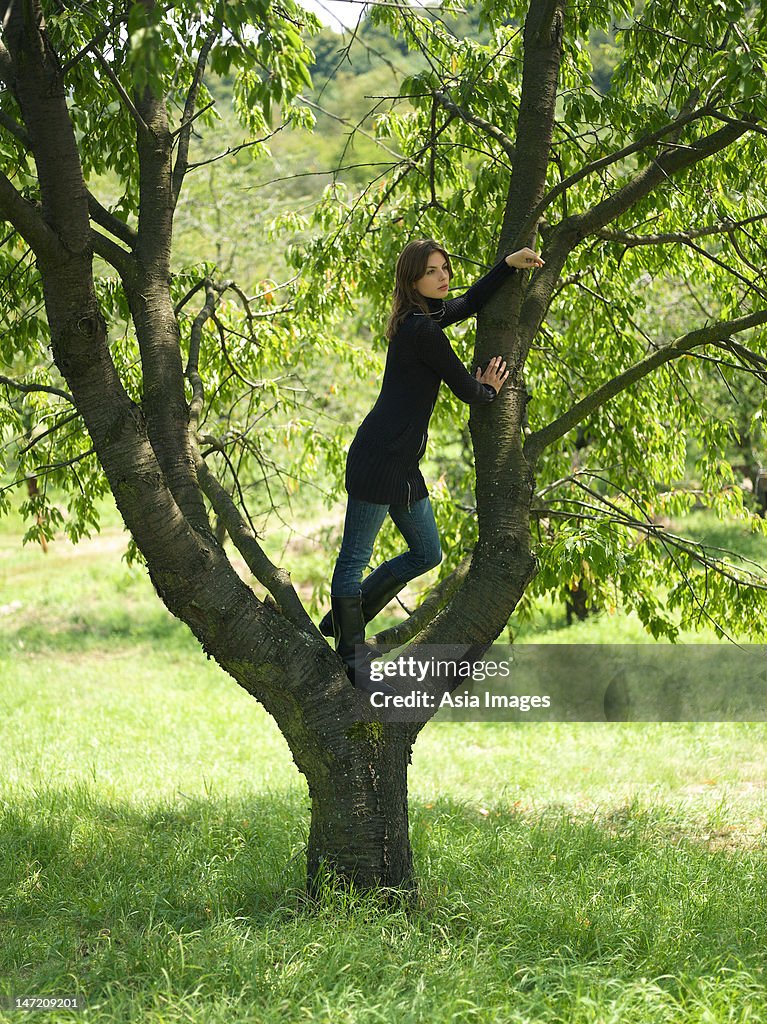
[2,0,767,893]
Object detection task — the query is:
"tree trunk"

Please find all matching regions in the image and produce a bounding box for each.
[305,727,414,891]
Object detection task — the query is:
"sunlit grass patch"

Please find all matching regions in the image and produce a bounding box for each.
[1,505,766,1022]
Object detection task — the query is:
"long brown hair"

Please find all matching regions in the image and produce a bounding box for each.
[385,239,452,340]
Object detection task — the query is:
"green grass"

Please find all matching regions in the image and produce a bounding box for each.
[1,508,766,1022]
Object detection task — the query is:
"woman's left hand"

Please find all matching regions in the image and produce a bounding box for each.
[475,356,510,394]
[505,247,545,269]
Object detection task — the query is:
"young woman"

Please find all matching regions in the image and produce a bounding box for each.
[320,239,545,689]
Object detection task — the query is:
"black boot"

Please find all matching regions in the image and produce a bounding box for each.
[331,592,395,695]
[320,564,405,638]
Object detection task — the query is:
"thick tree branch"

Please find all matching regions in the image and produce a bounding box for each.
[3,0,92,262]
[89,228,135,278]
[0,108,28,144]
[574,118,755,238]
[0,170,62,259]
[87,192,136,248]
[517,101,714,243]
[195,457,316,633]
[520,117,759,354]
[120,51,214,535]
[524,308,767,462]
[0,109,137,249]
[0,109,134,250]
[498,0,565,253]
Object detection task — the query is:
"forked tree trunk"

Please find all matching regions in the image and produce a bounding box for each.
[1,0,544,895]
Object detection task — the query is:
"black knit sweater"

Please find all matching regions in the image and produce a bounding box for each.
[345,256,516,505]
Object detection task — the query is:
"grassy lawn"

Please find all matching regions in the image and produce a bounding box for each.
[1,506,766,1022]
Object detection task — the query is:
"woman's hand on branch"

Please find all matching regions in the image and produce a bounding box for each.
[505,247,544,269]
[475,356,510,394]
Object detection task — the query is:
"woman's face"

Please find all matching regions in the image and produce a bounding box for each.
[414,251,450,299]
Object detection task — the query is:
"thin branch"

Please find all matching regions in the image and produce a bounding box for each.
[18,411,81,455]
[433,90,516,163]
[212,313,260,390]
[524,307,767,461]
[0,374,74,403]
[91,46,149,134]
[186,279,217,428]
[169,98,214,140]
[0,448,95,495]
[185,123,289,172]
[298,94,407,161]
[715,338,767,385]
[195,456,316,634]
[542,483,767,588]
[57,4,139,78]
[708,112,767,140]
[563,480,767,595]
[371,554,472,647]
[244,161,396,191]
[681,238,767,301]
[595,213,767,248]
[597,216,767,301]
[314,4,367,106]
[314,0,405,87]
[172,27,217,205]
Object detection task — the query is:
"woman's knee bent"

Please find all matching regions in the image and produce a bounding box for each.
[416,542,442,574]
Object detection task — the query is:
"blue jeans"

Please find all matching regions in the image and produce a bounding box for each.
[331,496,443,597]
